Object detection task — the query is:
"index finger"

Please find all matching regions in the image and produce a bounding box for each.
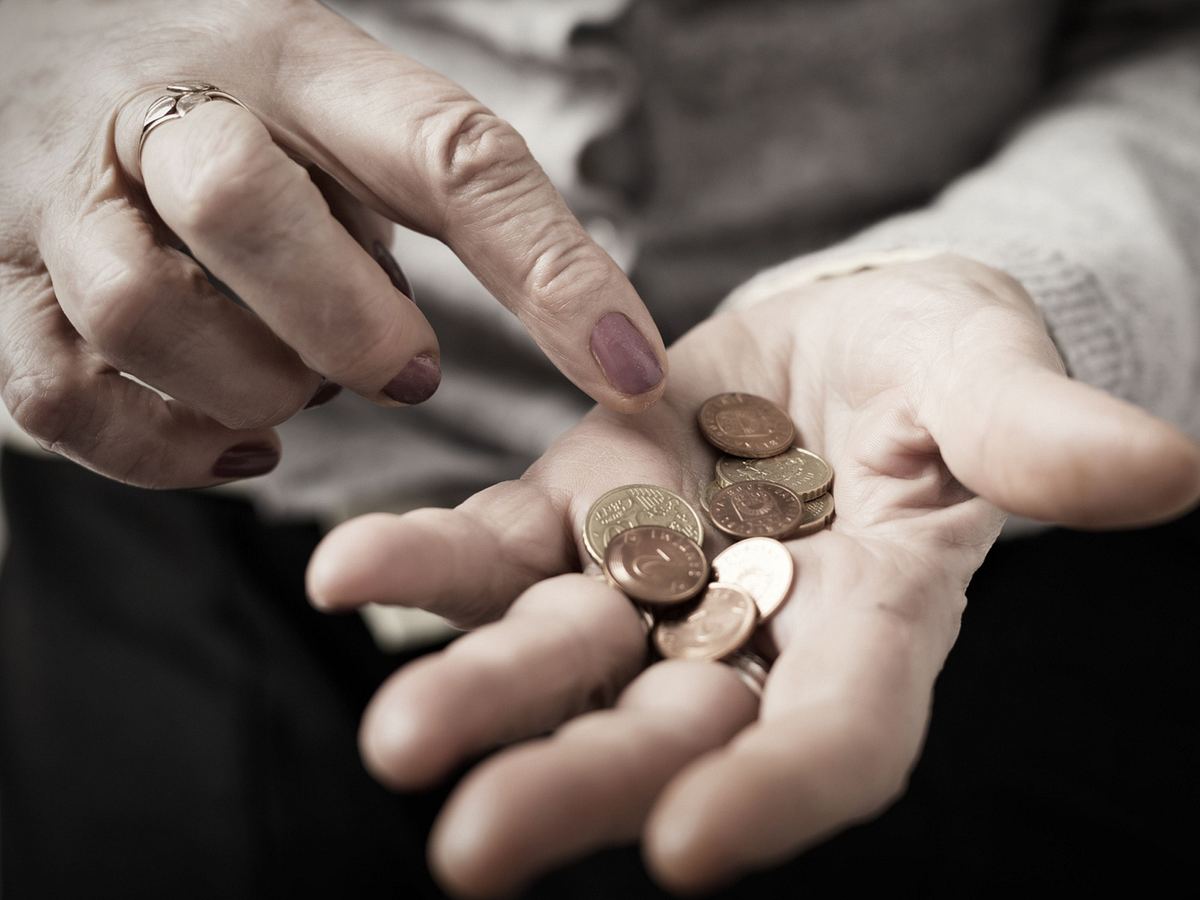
[264,6,668,410]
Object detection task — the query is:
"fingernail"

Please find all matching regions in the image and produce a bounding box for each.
[372,240,415,302]
[383,354,441,405]
[213,442,279,479]
[590,312,664,396]
[304,378,343,409]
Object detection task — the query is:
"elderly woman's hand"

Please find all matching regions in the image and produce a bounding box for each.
[0,0,666,486]
[309,254,1200,897]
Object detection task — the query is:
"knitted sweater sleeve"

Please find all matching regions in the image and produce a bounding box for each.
[724,20,1200,438]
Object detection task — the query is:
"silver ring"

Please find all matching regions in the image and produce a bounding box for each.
[723,649,771,700]
[139,82,249,154]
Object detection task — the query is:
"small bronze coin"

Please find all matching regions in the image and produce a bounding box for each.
[716,446,833,501]
[603,526,708,606]
[711,537,795,621]
[583,484,705,565]
[790,491,835,537]
[697,393,796,458]
[709,480,804,539]
[653,583,759,662]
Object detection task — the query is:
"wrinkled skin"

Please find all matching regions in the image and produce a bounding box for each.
[310,255,1200,897]
[0,0,664,487]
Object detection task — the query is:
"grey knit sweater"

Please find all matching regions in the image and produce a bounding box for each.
[3,0,1198,521]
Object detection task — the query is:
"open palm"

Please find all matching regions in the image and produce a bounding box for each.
[308,255,1200,897]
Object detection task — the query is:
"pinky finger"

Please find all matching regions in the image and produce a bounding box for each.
[2,279,280,488]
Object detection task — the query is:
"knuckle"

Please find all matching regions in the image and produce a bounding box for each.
[434,106,534,201]
[2,371,89,452]
[521,231,611,324]
[73,258,160,360]
[174,118,305,240]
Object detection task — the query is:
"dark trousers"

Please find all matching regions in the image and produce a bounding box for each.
[1,448,1196,898]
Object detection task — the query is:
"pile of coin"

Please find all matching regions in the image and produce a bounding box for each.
[582,393,835,676]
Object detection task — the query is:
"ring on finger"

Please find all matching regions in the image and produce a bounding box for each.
[139,82,250,154]
[723,649,771,700]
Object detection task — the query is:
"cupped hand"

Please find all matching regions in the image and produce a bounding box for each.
[0,0,665,487]
[308,255,1200,896]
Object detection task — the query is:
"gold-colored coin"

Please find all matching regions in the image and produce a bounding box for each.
[789,491,835,537]
[652,583,759,662]
[698,479,721,516]
[716,447,833,501]
[711,537,795,621]
[583,484,704,565]
[697,393,795,458]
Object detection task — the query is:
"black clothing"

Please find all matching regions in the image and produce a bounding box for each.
[1,448,1195,898]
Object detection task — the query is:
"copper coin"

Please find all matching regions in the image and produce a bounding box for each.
[697,393,796,458]
[603,526,708,606]
[790,491,835,537]
[716,446,833,501]
[653,583,759,662]
[583,484,705,565]
[711,537,795,620]
[709,480,804,539]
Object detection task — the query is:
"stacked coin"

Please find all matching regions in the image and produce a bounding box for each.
[698,392,835,540]
[582,393,834,670]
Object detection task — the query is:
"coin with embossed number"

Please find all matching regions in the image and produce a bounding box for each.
[697,393,795,458]
[603,526,708,606]
[583,484,704,565]
[791,491,835,537]
[711,537,795,620]
[716,446,833,501]
[653,583,759,662]
[709,480,804,539]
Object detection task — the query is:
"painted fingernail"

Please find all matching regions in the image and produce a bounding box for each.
[213,442,279,479]
[383,354,441,405]
[304,379,343,409]
[372,240,415,302]
[590,312,664,396]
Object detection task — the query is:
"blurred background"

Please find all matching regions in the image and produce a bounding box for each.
[2,1,1198,897]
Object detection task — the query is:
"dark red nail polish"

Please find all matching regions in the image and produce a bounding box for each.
[372,240,415,302]
[383,354,441,405]
[304,379,343,409]
[213,442,279,479]
[589,312,664,396]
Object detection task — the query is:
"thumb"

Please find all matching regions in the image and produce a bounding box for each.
[923,311,1200,530]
